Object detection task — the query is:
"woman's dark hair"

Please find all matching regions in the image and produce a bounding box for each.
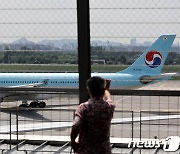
[86,76,106,98]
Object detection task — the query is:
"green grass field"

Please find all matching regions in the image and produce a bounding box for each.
[0,64,179,79]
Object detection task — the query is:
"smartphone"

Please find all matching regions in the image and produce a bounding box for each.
[105,79,111,90]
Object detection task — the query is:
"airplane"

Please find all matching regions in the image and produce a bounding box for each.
[0,34,176,108]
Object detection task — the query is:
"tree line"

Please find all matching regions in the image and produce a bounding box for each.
[0,47,180,65]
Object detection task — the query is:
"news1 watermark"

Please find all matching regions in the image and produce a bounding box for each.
[128,136,180,152]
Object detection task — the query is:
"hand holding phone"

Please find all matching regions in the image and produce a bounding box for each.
[105,79,111,90]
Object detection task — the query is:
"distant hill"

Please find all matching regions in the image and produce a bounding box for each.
[0,37,178,53]
[12,38,35,45]
[39,39,77,49]
[0,38,122,52]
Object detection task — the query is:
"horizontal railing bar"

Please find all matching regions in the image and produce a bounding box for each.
[0,87,179,96]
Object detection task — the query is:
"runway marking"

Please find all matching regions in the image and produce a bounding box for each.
[1,115,180,134]
[114,108,180,113]
[115,96,132,104]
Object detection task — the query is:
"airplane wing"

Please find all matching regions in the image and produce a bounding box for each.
[9,79,49,88]
[0,79,49,102]
[1,114,180,134]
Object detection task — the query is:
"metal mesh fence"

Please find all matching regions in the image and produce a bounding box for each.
[0,0,77,41]
[0,89,180,153]
[90,0,180,76]
[0,0,179,153]
[0,0,78,67]
[90,0,180,42]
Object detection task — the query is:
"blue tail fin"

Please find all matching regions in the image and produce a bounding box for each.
[119,35,176,75]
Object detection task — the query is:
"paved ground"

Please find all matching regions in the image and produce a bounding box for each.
[0,80,179,140]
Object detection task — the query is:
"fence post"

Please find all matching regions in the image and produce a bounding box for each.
[77,0,91,104]
[16,108,19,151]
[9,110,12,150]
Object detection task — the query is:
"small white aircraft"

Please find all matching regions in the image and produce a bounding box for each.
[0,34,176,108]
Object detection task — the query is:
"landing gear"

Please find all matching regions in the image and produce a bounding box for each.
[30,101,46,108]
[19,101,29,108]
[19,103,29,108]
[38,101,46,108]
[19,101,46,108]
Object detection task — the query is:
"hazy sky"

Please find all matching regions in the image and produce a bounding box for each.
[90,0,180,44]
[0,0,179,44]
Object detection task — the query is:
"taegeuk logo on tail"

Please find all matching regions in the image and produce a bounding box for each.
[145,50,162,68]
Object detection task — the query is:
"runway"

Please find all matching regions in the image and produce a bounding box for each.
[0,80,180,140]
